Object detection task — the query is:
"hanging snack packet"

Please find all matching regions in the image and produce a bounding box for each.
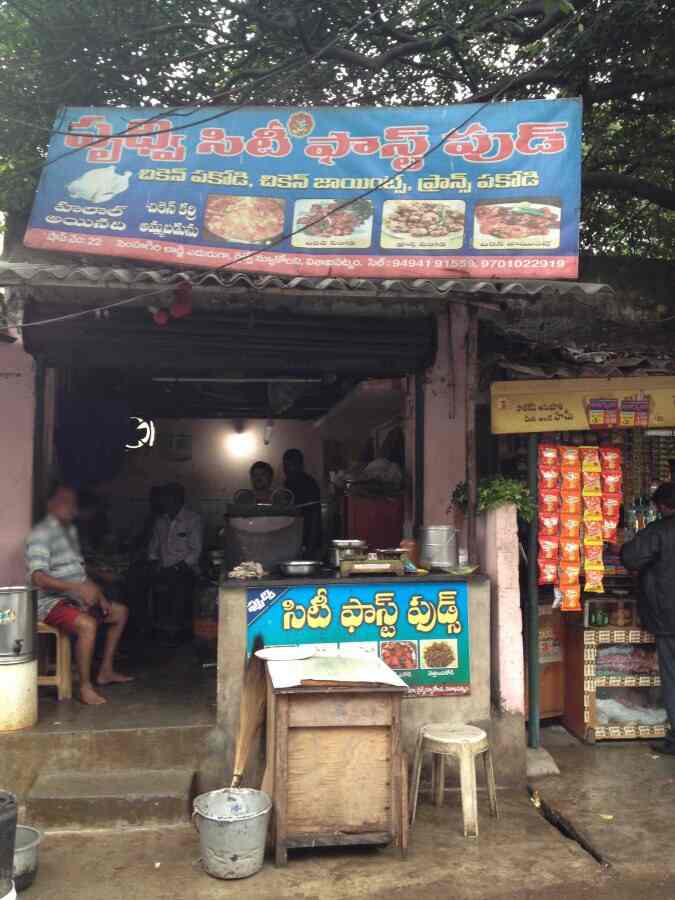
[560,539,581,564]
[559,445,580,467]
[602,493,622,518]
[583,495,603,517]
[539,511,560,536]
[538,537,559,560]
[561,467,582,491]
[561,585,582,611]
[538,560,558,585]
[584,542,604,566]
[539,489,560,514]
[602,470,623,493]
[582,471,602,496]
[561,492,582,515]
[583,518,603,541]
[602,517,620,543]
[560,516,581,540]
[580,446,602,472]
[539,444,559,465]
[559,563,580,588]
[600,447,622,470]
[539,465,560,490]
[584,568,604,593]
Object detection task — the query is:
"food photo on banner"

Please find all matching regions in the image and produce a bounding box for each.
[245,581,471,697]
[24,100,582,279]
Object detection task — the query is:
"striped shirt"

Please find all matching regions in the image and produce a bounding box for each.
[26,515,87,620]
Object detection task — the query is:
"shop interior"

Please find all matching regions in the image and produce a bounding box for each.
[24,301,434,724]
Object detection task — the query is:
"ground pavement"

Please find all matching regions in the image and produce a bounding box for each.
[20,724,675,900]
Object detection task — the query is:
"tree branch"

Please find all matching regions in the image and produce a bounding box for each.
[583,171,675,210]
[468,64,567,102]
[588,69,675,103]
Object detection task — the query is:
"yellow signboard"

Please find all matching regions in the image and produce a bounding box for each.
[491,376,675,435]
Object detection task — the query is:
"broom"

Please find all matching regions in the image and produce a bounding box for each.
[230,635,266,788]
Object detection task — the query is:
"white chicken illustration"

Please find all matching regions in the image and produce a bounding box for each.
[66,166,132,203]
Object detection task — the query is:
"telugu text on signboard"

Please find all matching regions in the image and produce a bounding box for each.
[246,581,471,697]
[25,100,582,280]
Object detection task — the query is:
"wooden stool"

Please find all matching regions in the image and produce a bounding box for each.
[37,622,73,701]
[409,724,498,837]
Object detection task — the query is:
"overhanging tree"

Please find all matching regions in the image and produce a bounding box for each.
[0,0,672,257]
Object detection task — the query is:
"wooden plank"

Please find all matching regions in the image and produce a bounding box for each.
[274,694,289,867]
[390,696,402,848]
[562,621,588,741]
[285,832,392,849]
[288,693,392,729]
[286,725,391,833]
[400,752,409,859]
[275,684,405,696]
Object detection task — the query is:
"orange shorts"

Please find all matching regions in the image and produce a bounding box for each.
[44,600,102,634]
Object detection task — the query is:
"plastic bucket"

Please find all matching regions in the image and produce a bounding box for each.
[13,826,42,892]
[193,788,272,880]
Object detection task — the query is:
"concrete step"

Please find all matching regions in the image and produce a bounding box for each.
[0,724,213,797]
[26,767,195,830]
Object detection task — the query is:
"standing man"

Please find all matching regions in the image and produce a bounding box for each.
[283,448,323,558]
[621,482,675,755]
[26,483,132,706]
[148,482,203,642]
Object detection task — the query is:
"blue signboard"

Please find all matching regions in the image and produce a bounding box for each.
[25,100,581,280]
[246,581,470,697]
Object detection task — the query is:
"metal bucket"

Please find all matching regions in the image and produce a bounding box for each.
[13,826,42,892]
[418,526,458,571]
[193,788,272,880]
[0,588,36,665]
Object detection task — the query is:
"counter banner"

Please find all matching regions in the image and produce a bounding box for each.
[246,581,470,697]
[25,100,581,280]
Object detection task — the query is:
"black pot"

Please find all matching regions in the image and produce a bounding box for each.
[0,792,17,896]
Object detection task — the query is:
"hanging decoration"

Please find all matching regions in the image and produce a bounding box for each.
[150,281,193,327]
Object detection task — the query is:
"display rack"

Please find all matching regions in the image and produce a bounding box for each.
[563,620,669,743]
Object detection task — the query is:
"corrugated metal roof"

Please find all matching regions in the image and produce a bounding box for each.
[0,261,613,300]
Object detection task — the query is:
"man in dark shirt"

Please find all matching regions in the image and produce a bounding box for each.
[283,448,322,559]
[621,482,675,755]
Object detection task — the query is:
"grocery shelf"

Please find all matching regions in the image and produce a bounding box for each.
[583,627,655,645]
[563,621,668,744]
[593,724,667,741]
[588,674,661,689]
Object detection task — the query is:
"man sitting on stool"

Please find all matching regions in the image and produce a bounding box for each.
[26,483,132,706]
[147,482,203,643]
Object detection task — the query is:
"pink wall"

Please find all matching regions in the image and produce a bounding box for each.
[422,305,468,530]
[0,342,35,585]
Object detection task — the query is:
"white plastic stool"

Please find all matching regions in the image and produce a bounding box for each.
[409,724,499,837]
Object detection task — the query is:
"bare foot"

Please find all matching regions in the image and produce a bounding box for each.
[80,684,107,705]
[96,670,134,686]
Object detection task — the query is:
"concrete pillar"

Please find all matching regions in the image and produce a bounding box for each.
[421,305,469,530]
[477,503,526,786]
[0,342,35,585]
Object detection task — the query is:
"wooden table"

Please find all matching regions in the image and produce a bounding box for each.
[264,672,409,866]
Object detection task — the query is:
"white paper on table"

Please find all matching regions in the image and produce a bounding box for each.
[266,653,406,690]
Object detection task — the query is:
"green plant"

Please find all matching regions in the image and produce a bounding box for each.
[452,477,535,522]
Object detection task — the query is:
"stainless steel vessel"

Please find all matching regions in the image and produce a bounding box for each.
[418,527,458,571]
[0,587,37,665]
[279,561,322,577]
